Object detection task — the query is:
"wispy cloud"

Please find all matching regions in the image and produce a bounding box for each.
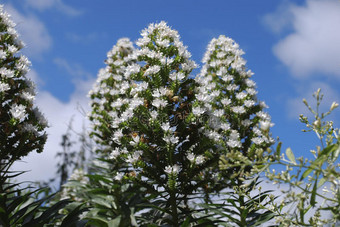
[265,0,340,79]
[54,58,93,79]
[4,4,52,58]
[66,32,108,44]
[25,0,83,16]
[12,74,95,184]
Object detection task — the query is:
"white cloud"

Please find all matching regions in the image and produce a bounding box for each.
[11,76,95,186]
[267,0,340,78]
[263,1,295,34]
[54,58,93,79]
[25,0,82,16]
[4,4,52,58]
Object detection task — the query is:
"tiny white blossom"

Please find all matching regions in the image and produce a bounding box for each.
[161,122,171,131]
[145,65,160,76]
[169,72,185,81]
[187,152,195,162]
[10,104,26,120]
[236,92,247,100]
[0,81,10,92]
[260,120,274,131]
[130,135,140,146]
[109,148,120,159]
[114,172,125,181]
[152,98,167,108]
[195,155,205,165]
[221,98,231,106]
[163,135,179,144]
[220,122,231,131]
[252,137,264,145]
[232,106,245,114]
[213,109,224,117]
[112,129,124,144]
[150,110,158,119]
[192,106,205,116]
[244,100,255,108]
[242,119,252,127]
[164,164,181,175]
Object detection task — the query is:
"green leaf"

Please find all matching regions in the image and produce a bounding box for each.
[300,144,338,180]
[108,215,121,227]
[317,177,327,188]
[310,179,318,206]
[285,147,296,164]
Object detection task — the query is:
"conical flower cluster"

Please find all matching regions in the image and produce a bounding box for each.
[0,5,47,164]
[88,38,136,149]
[88,22,275,222]
[195,35,274,174]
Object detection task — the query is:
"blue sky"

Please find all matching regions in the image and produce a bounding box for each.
[4,0,340,183]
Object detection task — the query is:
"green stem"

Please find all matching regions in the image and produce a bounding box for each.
[170,190,179,226]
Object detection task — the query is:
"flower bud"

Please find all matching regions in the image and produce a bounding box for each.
[313,118,321,128]
[330,102,339,111]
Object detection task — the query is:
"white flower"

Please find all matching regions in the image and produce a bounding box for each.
[211,90,220,98]
[7,45,18,54]
[161,122,171,131]
[213,109,224,117]
[232,106,245,114]
[221,98,231,106]
[227,139,242,148]
[187,152,195,162]
[253,127,262,136]
[150,110,158,119]
[112,129,123,144]
[114,172,125,181]
[220,122,230,131]
[163,135,179,144]
[109,148,120,159]
[252,137,264,145]
[222,74,233,82]
[10,104,26,120]
[260,120,274,131]
[172,164,181,174]
[169,72,185,81]
[126,151,142,164]
[244,100,255,108]
[164,165,172,174]
[246,88,258,96]
[125,64,140,78]
[195,155,205,165]
[229,130,239,140]
[21,91,35,102]
[227,84,238,91]
[259,101,268,108]
[121,109,134,122]
[205,130,221,142]
[0,50,6,59]
[242,119,252,127]
[192,106,205,116]
[236,92,247,100]
[22,123,38,136]
[164,164,181,175]
[196,93,211,102]
[0,68,15,78]
[245,79,256,88]
[152,98,167,108]
[145,65,160,76]
[0,81,10,92]
[130,135,140,146]
[256,111,271,121]
[152,88,168,98]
